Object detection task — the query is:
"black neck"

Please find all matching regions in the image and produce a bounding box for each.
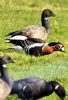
[41,17,50,33]
[0,65,11,86]
[48,81,59,89]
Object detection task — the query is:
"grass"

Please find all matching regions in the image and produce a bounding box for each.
[0,0,68,100]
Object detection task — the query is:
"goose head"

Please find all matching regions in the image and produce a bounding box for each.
[48,42,64,52]
[41,9,55,32]
[0,55,14,67]
[42,9,55,19]
[54,43,64,52]
[48,81,66,100]
[42,42,64,54]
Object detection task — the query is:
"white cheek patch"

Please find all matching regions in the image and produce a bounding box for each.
[59,44,63,48]
[55,85,59,90]
[59,44,64,51]
[3,64,7,68]
[10,35,27,40]
[62,47,64,51]
[23,86,27,91]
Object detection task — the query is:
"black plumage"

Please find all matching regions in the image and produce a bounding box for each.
[6,36,64,56]
[10,77,66,100]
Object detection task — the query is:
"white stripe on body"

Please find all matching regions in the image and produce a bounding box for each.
[11,43,44,53]
[5,40,10,43]
[11,45,26,52]
[12,45,23,50]
[28,43,45,49]
[26,43,48,53]
[10,35,27,40]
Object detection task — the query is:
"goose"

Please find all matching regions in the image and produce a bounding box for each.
[6,9,55,40]
[6,36,64,56]
[10,77,66,100]
[0,55,14,100]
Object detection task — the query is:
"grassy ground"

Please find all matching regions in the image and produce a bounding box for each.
[0,0,68,100]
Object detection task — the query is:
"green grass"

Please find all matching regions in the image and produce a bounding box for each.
[0,0,68,100]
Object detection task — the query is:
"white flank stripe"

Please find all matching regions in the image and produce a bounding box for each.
[55,85,59,90]
[12,45,24,51]
[43,42,48,47]
[10,35,27,40]
[28,43,45,49]
[3,64,7,68]
[5,40,10,43]
[41,42,48,50]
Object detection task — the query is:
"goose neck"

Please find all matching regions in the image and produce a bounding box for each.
[0,65,11,86]
[48,81,59,90]
[42,44,54,54]
[41,17,50,32]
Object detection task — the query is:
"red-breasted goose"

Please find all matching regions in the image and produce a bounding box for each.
[0,55,14,100]
[6,36,64,56]
[10,77,66,100]
[6,9,55,40]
